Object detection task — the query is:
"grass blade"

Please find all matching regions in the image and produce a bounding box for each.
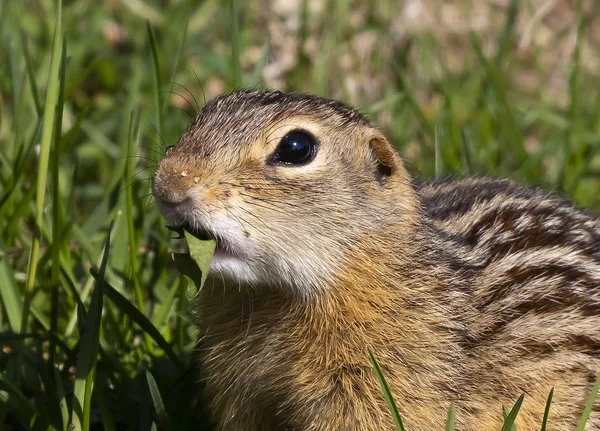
[50,35,67,365]
[151,277,181,330]
[0,373,36,424]
[461,129,474,175]
[540,388,553,431]
[147,21,163,139]
[501,394,524,431]
[0,237,23,332]
[19,29,42,117]
[146,370,171,429]
[51,364,69,431]
[70,224,112,431]
[165,5,190,111]
[95,380,116,431]
[435,123,443,178]
[502,405,517,431]
[470,32,526,164]
[368,349,406,431]
[495,0,519,66]
[576,373,600,431]
[89,271,185,371]
[229,0,241,88]
[22,0,62,334]
[250,39,271,87]
[393,65,435,139]
[125,110,154,352]
[446,403,455,431]
[562,0,585,192]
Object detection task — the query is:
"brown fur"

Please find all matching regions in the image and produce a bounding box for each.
[152,90,600,430]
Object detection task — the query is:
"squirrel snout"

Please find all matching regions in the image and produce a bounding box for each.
[152,160,200,208]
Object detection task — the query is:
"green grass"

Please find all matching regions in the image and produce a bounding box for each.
[1,0,599,429]
[370,351,600,430]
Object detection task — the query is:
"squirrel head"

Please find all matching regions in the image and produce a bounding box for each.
[152,90,419,298]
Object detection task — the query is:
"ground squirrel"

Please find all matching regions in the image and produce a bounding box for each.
[152,90,600,430]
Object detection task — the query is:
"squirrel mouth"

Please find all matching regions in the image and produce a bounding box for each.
[167,223,235,257]
[167,222,215,241]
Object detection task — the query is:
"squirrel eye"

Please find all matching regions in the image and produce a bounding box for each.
[270,131,317,166]
[165,145,175,155]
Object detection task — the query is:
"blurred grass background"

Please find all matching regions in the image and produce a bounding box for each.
[0,0,599,429]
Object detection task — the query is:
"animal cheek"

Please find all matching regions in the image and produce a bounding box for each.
[198,184,233,207]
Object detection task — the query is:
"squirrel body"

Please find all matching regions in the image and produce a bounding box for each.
[152,90,600,430]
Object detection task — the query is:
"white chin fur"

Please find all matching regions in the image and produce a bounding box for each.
[210,251,263,285]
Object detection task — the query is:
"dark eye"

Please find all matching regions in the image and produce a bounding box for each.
[165,145,175,155]
[270,131,317,165]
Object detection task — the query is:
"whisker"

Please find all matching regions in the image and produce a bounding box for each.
[143,112,168,148]
[163,104,194,120]
[137,191,155,203]
[119,177,153,195]
[132,168,155,181]
[246,193,304,209]
[116,155,159,164]
[232,205,270,233]
[188,61,206,105]
[163,89,196,118]
[145,196,157,211]
[167,81,200,110]
[138,131,169,156]
[236,194,290,214]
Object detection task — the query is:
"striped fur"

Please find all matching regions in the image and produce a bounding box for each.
[419,177,600,429]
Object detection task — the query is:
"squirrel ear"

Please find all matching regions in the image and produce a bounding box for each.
[369,136,398,186]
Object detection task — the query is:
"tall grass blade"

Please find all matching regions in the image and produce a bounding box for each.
[146,370,171,429]
[250,39,271,87]
[229,0,242,88]
[393,66,434,139]
[0,237,23,332]
[19,29,42,117]
[147,21,163,139]
[165,5,190,113]
[495,0,519,66]
[50,36,67,364]
[90,273,185,370]
[125,110,154,352]
[576,373,600,431]
[22,0,62,334]
[368,349,406,431]
[151,277,180,330]
[54,366,69,431]
[562,0,584,192]
[70,224,112,431]
[48,38,68,431]
[470,32,526,164]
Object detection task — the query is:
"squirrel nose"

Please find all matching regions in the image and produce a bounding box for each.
[152,176,191,206]
[152,161,199,206]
